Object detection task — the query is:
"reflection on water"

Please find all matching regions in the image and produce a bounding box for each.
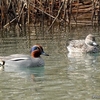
[67,52,100,100]
[0,27,100,100]
[67,52,97,81]
[68,53,97,68]
[4,65,45,78]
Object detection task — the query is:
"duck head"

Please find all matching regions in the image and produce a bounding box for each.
[30,45,49,58]
[85,34,99,46]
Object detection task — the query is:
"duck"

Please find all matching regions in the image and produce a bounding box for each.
[3,45,49,68]
[67,34,99,53]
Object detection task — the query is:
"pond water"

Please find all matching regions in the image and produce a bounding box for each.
[0,26,100,100]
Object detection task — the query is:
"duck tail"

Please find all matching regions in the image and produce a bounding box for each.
[0,60,5,66]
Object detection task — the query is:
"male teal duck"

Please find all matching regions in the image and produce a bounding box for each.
[67,34,99,53]
[4,45,49,68]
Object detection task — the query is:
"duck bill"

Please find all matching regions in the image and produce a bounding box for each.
[42,52,49,56]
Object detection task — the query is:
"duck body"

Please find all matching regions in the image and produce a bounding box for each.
[2,45,49,68]
[5,54,45,68]
[67,34,99,53]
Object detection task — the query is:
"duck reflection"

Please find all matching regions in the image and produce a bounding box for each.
[67,52,100,97]
[68,52,97,66]
[67,52,99,79]
[4,64,45,78]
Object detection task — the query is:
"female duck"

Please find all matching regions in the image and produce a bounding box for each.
[67,34,99,53]
[4,45,49,68]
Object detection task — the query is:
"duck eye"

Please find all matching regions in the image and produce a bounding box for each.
[35,47,37,49]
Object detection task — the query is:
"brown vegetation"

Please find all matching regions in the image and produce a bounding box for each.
[0,0,100,31]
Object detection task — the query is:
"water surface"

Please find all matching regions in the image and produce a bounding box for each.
[0,26,100,100]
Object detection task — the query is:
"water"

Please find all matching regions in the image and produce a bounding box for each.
[0,26,100,100]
